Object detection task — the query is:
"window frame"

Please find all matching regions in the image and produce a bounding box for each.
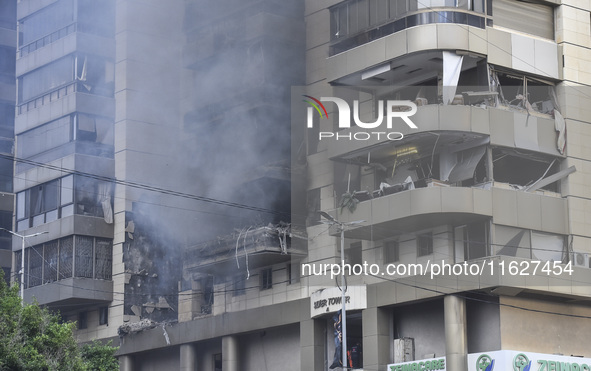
[417,233,434,257]
[98,306,108,326]
[260,267,273,290]
[384,240,400,264]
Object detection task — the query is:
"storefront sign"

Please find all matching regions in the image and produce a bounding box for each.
[310,286,366,318]
[387,357,446,371]
[468,350,591,371]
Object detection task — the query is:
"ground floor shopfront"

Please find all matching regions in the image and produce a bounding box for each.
[116,282,591,371]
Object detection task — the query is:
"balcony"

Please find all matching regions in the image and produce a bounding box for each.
[24,277,112,310]
[183,223,307,275]
[325,103,563,161]
[15,234,113,310]
[329,185,568,240]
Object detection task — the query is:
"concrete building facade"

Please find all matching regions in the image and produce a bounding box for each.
[6,0,591,370]
[0,0,15,286]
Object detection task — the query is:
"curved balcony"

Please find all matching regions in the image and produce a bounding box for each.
[330,186,568,240]
[326,26,558,83]
[325,104,563,161]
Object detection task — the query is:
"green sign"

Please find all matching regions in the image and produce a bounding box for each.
[389,358,446,371]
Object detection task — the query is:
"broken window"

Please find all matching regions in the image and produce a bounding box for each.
[99,306,108,326]
[16,176,76,231]
[334,162,361,198]
[74,176,113,221]
[202,276,214,314]
[492,148,561,192]
[384,240,400,263]
[75,114,114,146]
[492,69,557,115]
[417,233,433,257]
[75,55,115,97]
[260,267,273,290]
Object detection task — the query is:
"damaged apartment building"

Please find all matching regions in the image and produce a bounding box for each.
[6,0,591,370]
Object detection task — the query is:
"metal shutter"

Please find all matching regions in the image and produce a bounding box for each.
[493,0,554,40]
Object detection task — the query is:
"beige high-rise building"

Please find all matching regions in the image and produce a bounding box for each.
[8,0,591,370]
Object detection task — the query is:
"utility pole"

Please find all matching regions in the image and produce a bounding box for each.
[1,228,48,303]
[319,211,364,370]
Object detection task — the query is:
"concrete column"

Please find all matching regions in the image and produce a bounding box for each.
[119,355,134,371]
[444,295,468,371]
[180,344,197,371]
[222,335,239,371]
[362,307,390,370]
[300,319,326,371]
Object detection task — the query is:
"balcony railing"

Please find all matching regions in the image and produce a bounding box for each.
[18,23,76,58]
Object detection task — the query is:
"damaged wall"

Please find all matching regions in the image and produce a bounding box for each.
[122,207,181,324]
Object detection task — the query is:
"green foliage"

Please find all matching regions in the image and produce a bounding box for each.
[0,270,118,371]
[81,341,119,371]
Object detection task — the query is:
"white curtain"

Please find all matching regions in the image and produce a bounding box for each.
[443,51,464,105]
[98,182,113,224]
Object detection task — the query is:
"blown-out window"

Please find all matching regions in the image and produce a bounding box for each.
[16,175,73,231]
[16,175,113,231]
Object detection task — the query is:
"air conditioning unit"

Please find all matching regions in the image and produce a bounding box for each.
[571,252,590,268]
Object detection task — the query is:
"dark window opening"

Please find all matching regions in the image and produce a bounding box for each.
[307,188,321,227]
[455,222,489,261]
[99,306,108,325]
[213,353,222,371]
[346,242,363,265]
[261,268,272,290]
[16,175,112,231]
[202,276,214,314]
[78,311,87,329]
[493,70,556,115]
[384,240,400,263]
[417,233,433,257]
[492,149,560,192]
[287,263,300,285]
[233,274,245,296]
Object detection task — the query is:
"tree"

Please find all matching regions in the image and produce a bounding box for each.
[0,270,118,371]
[81,341,119,371]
